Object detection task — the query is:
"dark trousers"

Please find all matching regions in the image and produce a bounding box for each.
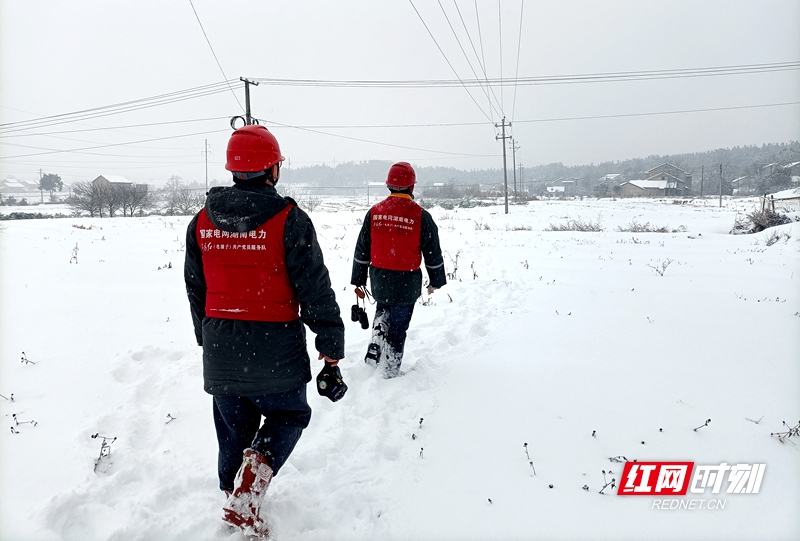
[375,302,415,354]
[213,386,312,491]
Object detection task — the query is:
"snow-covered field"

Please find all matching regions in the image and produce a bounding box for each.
[1,195,798,541]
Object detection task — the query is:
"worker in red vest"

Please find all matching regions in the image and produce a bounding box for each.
[184,125,344,538]
[351,162,446,377]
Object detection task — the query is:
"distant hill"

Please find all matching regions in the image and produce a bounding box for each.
[280,142,799,190]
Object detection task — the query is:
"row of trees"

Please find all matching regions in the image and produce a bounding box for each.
[39,173,63,201]
[68,176,205,217]
[281,141,799,196]
[66,175,330,217]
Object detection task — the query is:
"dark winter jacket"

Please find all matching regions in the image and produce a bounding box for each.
[185,183,344,396]
[351,194,446,304]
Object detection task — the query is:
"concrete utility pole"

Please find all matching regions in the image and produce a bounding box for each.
[38,169,44,203]
[202,139,211,192]
[240,77,259,125]
[495,117,511,214]
[700,165,704,197]
[719,163,723,208]
[510,138,520,199]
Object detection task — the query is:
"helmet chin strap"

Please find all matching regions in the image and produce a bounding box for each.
[232,164,280,186]
[267,164,280,186]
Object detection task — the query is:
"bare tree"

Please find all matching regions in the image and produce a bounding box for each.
[118,184,152,216]
[277,185,322,212]
[69,181,106,217]
[174,188,205,215]
[158,176,205,215]
[104,184,125,217]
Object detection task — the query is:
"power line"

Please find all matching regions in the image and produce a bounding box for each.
[452,0,503,122]
[511,0,525,122]
[227,100,800,128]
[3,61,791,135]
[498,0,504,115]
[256,120,490,129]
[255,116,497,157]
[250,61,800,87]
[1,128,231,160]
[188,0,243,112]
[407,0,493,122]
[436,0,502,118]
[3,101,794,152]
[1,100,792,157]
[474,0,492,109]
[513,101,800,123]
[0,83,240,134]
[0,117,229,138]
[3,159,210,170]
[0,82,235,130]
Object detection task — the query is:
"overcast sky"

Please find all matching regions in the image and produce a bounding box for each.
[1,0,798,186]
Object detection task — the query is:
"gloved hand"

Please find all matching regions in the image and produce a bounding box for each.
[318,352,339,366]
[316,362,347,402]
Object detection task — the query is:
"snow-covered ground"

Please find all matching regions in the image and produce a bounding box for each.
[1,196,798,541]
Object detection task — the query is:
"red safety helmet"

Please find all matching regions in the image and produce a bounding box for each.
[386,162,416,188]
[225,125,285,173]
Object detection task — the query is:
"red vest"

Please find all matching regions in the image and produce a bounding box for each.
[196,205,299,322]
[370,194,423,271]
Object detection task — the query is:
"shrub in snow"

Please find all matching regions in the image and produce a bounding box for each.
[647,258,674,276]
[616,220,686,233]
[770,421,799,444]
[745,209,792,233]
[91,433,117,472]
[545,215,604,232]
[599,470,616,494]
[11,414,37,427]
[693,418,712,432]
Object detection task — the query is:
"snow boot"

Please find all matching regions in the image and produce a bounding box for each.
[381,342,404,379]
[365,309,389,365]
[222,449,273,538]
[365,343,381,365]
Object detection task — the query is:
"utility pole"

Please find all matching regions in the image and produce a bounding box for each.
[510,138,520,199]
[38,169,44,203]
[202,139,211,192]
[700,165,704,197]
[719,163,723,208]
[495,117,511,214]
[240,77,259,125]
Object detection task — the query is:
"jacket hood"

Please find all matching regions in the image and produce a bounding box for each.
[204,184,290,232]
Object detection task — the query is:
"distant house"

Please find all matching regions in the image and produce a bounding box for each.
[618,179,686,198]
[644,163,692,195]
[761,163,779,178]
[731,176,758,196]
[92,175,133,189]
[546,177,579,195]
[0,177,39,195]
[784,161,800,183]
[599,173,621,183]
[91,175,148,197]
[617,163,691,197]
[761,162,800,185]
